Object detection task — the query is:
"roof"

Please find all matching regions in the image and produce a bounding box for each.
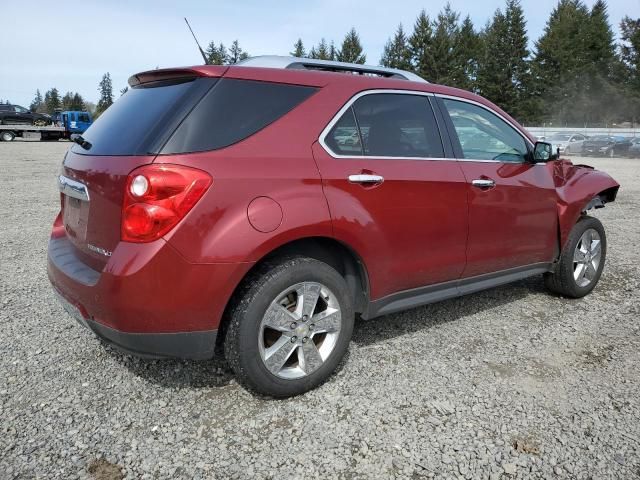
[236,56,428,84]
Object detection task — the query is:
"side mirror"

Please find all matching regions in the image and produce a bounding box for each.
[533,141,556,162]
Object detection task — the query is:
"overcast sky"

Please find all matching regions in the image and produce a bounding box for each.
[0,0,636,107]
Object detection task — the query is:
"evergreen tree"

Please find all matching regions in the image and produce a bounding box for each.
[409,10,434,80]
[228,40,249,64]
[620,16,640,80]
[533,0,620,125]
[337,28,366,64]
[380,24,411,70]
[310,39,332,60]
[619,16,640,123]
[205,42,228,65]
[428,4,462,85]
[120,86,129,96]
[291,39,306,57]
[477,0,534,121]
[96,73,114,115]
[29,89,43,113]
[455,16,482,91]
[329,41,338,61]
[43,88,61,114]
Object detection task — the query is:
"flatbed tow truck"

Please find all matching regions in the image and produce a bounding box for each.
[0,124,69,142]
[0,110,93,142]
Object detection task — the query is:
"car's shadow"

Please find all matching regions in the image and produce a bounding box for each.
[107,276,547,390]
[351,275,546,346]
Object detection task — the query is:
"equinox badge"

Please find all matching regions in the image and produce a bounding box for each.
[87,244,112,257]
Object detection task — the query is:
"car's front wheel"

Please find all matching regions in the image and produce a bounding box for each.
[224,256,354,397]
[544,216,606,298]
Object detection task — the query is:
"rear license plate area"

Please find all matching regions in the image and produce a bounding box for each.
[63,195,89,239]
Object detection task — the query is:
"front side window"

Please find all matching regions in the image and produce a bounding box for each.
[15,106,28,113]
[443,99,528,163]
[325,93,444,158]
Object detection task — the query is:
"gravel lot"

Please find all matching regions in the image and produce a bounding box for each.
[1,140,639,480]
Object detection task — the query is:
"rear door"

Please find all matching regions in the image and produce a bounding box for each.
[437,96,558,278]
[313,91,468,300]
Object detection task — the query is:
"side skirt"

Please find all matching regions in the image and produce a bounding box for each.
[363,263,554,319]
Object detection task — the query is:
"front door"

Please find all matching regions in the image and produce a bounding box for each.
[313,91,469,300]
[438,97,558,278]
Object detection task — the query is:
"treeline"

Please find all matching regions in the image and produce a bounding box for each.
[27,72,120,118]
[206,0,640,127]
[28,89,87,115]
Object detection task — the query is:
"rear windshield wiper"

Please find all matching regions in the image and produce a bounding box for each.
[72,134,92,151]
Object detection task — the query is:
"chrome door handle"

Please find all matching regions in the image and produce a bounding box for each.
[471,178,495,188]
[348,174,384,184]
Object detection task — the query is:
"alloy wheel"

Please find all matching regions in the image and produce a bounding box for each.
[573,228,602,287]
[258,281,342,379]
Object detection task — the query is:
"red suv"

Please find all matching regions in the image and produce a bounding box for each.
[48,56,619,397]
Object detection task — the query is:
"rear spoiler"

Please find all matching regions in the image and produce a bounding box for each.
[128,65,228,87]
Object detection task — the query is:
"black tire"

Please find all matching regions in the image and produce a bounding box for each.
[224,256,354,397]
[544,216,606,298]
[0,131,15,142]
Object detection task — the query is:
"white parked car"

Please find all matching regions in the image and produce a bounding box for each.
[548,133,588,155]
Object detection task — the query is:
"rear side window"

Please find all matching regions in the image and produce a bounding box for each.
[324,107,362,155]
[325,93,444,158]
[161,79,317,154]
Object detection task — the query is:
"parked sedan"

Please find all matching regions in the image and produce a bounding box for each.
[626,138,640,158]
[582,136,632,157]
[548,132,587,155]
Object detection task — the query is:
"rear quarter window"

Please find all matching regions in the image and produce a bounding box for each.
[161,79,317,154]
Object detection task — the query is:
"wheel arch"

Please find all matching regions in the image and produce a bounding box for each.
[555,166,619,250]
[216,236,370,350]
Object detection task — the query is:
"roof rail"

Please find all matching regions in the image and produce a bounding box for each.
[235,55,428,83]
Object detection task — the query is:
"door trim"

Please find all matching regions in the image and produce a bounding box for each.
[363,262,554,319]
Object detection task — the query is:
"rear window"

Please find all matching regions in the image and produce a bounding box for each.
[161,79,317,154]
[72,78,213,156]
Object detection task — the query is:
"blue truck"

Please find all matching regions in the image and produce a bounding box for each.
[0,110,93,141]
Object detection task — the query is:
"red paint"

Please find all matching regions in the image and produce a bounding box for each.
[48,64,619,339]
[247,197,283,233]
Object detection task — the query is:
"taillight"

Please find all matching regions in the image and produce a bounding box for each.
[122,164,212,243]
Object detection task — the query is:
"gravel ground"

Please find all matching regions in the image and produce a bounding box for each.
[1,140,639,480]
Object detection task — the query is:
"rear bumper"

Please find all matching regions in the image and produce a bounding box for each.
[47,226,252,360]
[55,289,217,359]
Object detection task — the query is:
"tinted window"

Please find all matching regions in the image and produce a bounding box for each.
[79,113,90,123]
[443,99,528,163]
[0,105,9,111]
[162,79,317,154]
[353,94,443,158]
[72,78,211,156]
[325,107,363,155]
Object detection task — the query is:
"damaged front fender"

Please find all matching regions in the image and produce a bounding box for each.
[553,159,619,248]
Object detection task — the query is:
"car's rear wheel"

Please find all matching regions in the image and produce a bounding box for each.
[224,256,354,397]
[1,131,15,142]
[544,216,606,298]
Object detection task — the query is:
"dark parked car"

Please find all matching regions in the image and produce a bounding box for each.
[48,56,619,397]
[582,135,633,157]
[626,138,640,158]
[0,104,51,125]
